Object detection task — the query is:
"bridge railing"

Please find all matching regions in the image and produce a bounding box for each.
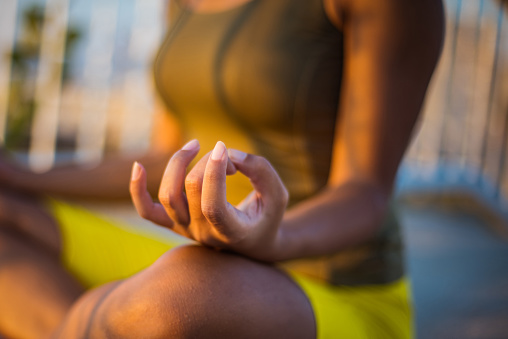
[400,0,508,218]
[0,0,507,218]
[0,0,165,171]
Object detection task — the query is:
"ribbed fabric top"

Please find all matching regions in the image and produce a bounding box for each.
[154,0,404,285]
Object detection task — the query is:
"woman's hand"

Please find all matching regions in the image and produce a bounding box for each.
[129,140,289,261]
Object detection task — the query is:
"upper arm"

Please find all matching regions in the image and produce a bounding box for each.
[327,0,445,194]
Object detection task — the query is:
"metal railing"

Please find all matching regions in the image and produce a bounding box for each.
[0,0,507,216]
[399,0,508,215]
[0,0,165,171]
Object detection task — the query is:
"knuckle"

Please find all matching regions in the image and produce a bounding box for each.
[158,192,170,207]
[201,203,225,226]
[251,156,271,179]
[159,191,181,211]
[204,169,222,183]
[167,192,181,210]
[137,208,149,220]
[185,175,202,193]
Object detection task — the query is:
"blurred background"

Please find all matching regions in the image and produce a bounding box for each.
[0,0,507,337]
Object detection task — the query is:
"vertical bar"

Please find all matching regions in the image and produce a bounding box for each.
[75,0,119,165]
[493,1,507,199]
[0,0,19,145]
[118,0,164,154]
[29,0,70,172]
[458,1,482,174]
[468,0,495,181]
[480,1,505,192]
[438,0,463,160]
[405,0,458,176]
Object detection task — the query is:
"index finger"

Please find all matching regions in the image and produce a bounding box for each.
[158,139,200,226]
[130,162,174,229]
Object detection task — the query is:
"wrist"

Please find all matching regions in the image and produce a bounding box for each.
[241,226,286,263]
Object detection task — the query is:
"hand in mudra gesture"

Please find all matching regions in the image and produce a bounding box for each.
[130,140,289,261]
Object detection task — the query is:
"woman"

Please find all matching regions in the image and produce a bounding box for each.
[0,0,444,337]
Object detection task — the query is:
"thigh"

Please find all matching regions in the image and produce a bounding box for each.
[0,189,60,255]
[65,245,317,339]
[0,228,82,339]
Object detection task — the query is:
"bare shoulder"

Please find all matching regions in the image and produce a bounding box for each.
[323,0,444,34]
[325,0,444,68]
[323,0,346,29]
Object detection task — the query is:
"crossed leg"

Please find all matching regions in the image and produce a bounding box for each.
[0,190,316,338]
[0,190,83,339]
[56,245,317,339]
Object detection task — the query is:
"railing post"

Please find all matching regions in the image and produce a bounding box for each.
[75,0,119,165]
[29,0,70,172]
[119,0,164,154]
[0,0,18,146]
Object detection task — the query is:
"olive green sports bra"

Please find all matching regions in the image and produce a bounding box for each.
[154,0,404,286]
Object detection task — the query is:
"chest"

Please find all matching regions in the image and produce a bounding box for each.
[155,0,344,131]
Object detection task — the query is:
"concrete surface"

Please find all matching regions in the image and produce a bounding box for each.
[399,203,508,339]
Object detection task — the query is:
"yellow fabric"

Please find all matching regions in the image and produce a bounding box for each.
[291,274,413,339]
[49,199,412,338]
[48,200,184,288]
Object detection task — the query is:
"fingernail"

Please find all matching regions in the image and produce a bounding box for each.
[211,141,226,161]
[228,149,247,163]
[131,162,142,181]
[182,139,199,151]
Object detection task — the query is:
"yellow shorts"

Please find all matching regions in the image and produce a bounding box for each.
[49,200,413,339]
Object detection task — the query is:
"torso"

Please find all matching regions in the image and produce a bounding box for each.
[154,0,404,285]
[155,0,344,205]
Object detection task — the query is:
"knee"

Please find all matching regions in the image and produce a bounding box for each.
[100,245,255,338]
[99,245,314,338]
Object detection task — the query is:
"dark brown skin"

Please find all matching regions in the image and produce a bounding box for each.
[0,0,444,337]
[0,211,82,339]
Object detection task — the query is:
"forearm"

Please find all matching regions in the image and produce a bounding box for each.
[269,181,389,262]
[6,150,173,201]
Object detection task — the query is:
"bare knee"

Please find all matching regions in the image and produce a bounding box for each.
[100,246,250,338]
[99,245,315,339]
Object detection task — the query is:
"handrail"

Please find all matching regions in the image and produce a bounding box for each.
[0,0,507,216]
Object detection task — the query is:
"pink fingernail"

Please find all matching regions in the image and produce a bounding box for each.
[211,141,226,161]
[228,149,247,162]
[182,139,199,151]
[131,162,142,181]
